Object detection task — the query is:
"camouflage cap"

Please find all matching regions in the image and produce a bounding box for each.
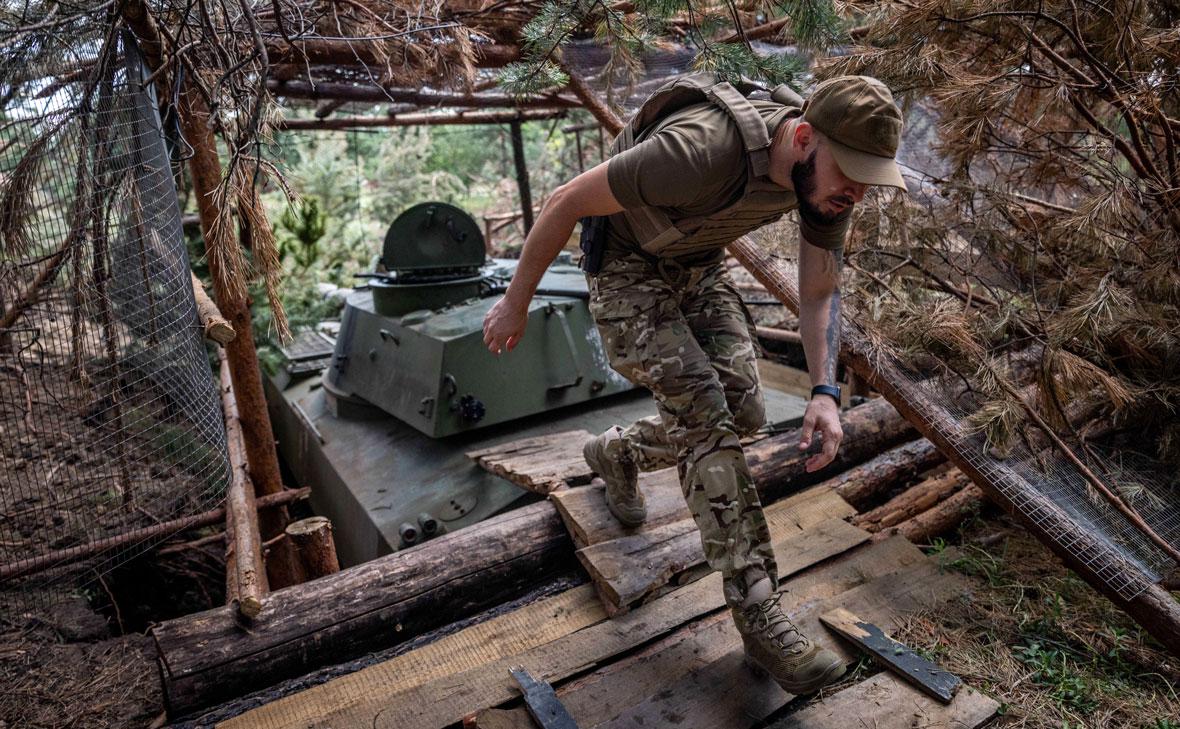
[802,76,905,189]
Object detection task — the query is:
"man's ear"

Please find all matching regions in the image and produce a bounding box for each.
[791,121,814,153]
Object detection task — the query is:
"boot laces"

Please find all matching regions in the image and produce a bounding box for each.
[748,593,808,654]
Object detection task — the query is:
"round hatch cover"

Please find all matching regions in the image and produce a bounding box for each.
[382,202,485,273]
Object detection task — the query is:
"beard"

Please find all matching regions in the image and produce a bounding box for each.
[790,150,842,225]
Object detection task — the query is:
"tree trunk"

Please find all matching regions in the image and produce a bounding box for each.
[832,439,944,510]
[873,483,986,545]
[853,468,968,532]
[178,92,287,539]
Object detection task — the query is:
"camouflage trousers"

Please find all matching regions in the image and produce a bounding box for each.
[588,251,778,607]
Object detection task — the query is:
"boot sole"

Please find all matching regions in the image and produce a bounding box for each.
[744,654,847,695]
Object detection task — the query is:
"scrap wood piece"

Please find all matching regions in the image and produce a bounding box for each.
[509,667,578,729]
[768,672,997,729]
[852,467,969,532]
[468,430,596,494]
[550,469,689,548]
[820,607,961,703]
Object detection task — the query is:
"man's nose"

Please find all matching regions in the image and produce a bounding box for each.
[847,181,867,203]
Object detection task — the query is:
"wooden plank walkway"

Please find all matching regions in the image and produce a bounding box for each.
[220,509,991,728]
[219,432,998,729]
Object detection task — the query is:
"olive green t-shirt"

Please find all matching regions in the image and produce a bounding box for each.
[605,98,852,253]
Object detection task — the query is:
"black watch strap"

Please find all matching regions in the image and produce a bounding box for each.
[811,384,841,404]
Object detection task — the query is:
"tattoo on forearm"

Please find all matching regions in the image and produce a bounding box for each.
[823,249,843,385]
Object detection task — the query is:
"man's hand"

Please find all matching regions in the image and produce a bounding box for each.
[798,396,842,472]
[483,296,529,354]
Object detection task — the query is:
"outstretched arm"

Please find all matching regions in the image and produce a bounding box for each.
[482,160,624,354]
[796,236,844,472]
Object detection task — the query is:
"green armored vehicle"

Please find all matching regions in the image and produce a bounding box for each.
[266,203,809,565]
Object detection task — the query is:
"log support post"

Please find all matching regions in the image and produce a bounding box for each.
[220,353,267,617]
[509,120,534,235]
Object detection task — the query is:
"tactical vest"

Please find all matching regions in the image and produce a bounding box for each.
[609,74,805,261]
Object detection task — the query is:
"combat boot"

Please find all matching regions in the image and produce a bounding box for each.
[583,428,646,527]
[733,591,846,694]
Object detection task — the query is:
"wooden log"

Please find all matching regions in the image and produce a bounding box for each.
[220,354,267,618]
[267,79,580,109]
[277,108,568,131]
[286,517,341,579]
[874,483,987,545]
[729,235,1180,657]
[746,395,917,504]
[830,438,945,510]
[151,501,574,715]
[0,488,309,582]
[190,271,234,345]
[179,82,287,539]
[754,325,802,345]
[853,468,969,532]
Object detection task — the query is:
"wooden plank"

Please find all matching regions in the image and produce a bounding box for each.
[550,469,688,548]
[592,563,971,729]
[768,672,998,729]
[263,516,880,729]
[819,607,961,702]
[219,585,605,729]
[572,483,856,615]
[467,430,596,494]
[579,518,868,616]
[470,535,930,729]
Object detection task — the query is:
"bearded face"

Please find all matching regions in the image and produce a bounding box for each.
[790,145,859,225]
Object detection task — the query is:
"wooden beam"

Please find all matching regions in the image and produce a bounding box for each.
[277,108,568,131]
[727,235,1180,657]
[267,79,580,109]
[219,353,267,618]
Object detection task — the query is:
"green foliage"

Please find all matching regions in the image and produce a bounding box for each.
[1012,640,1102,714]
[277,196,327,272]
[502,1,841,95]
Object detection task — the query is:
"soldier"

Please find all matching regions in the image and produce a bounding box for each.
[483,74,905,694]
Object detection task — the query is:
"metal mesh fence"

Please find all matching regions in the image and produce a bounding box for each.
[0,25,229,611]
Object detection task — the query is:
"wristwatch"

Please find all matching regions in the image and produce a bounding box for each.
[810,384,842,405]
